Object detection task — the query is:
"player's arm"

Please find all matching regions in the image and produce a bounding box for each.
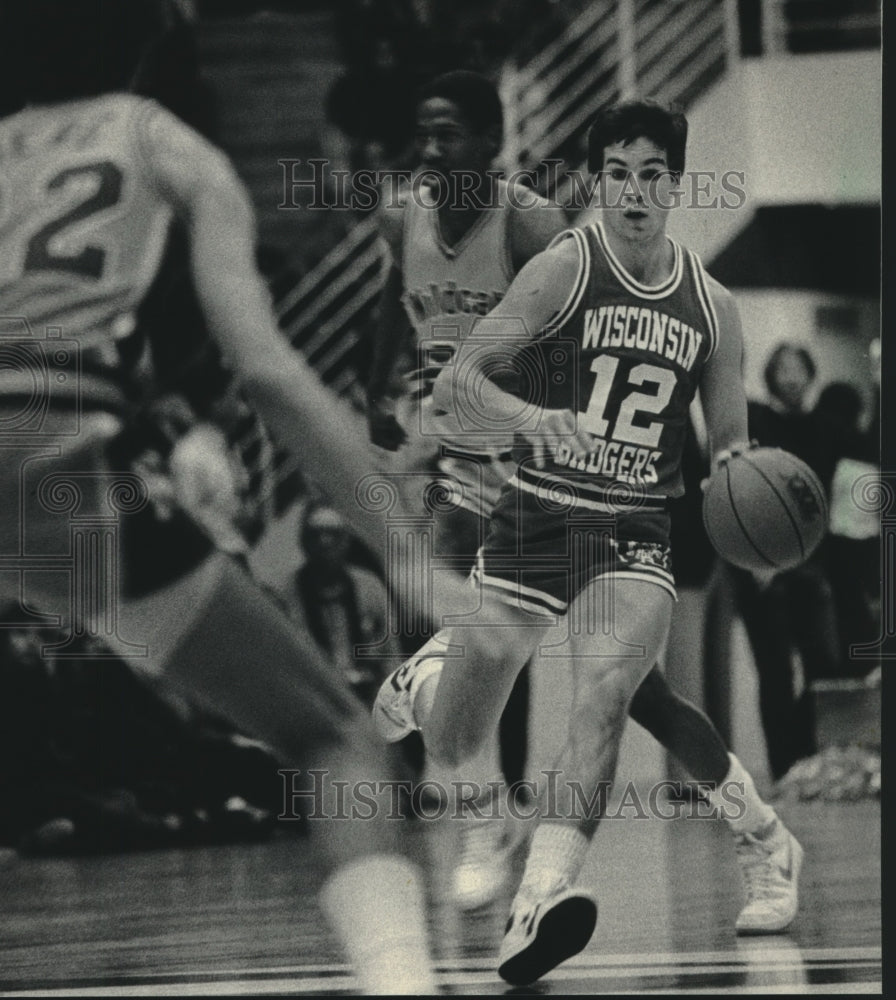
[366,195,411,450]
[140,107,390,551]
[699,278,750,466]
[432,236,594,466]
[508,192,570,272]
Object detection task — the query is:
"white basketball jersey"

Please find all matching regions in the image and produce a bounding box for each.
[400,179,529,456]
[0,94,175,390]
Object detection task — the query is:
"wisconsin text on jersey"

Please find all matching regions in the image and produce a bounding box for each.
[526,221,719,493]
[582,305,705,373]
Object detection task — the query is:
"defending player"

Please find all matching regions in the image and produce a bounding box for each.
[373,100,804,983]
[367,70,568,910]
[0,2,436,992]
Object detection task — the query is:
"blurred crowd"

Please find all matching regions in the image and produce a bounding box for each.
[325,0,568,173]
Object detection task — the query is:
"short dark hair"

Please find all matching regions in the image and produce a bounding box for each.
[417,70,504,138]
[763,343,817,396]
[1,0,169,104]
[587,99,688,176]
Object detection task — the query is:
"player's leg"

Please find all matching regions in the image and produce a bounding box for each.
[498,576,672,986]
[629,664,804,934]
[630,664,730,783]
[1,419,436,995]
[374,471,547,767]
[417,613,545,769]
[499,665,531,790]
[122,555,436,993]
[431,493,522,910]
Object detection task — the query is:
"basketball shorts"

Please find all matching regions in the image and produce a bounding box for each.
[471,464,677,619]
[395,393,515,514]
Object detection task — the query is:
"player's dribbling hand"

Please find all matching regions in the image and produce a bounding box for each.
[368,403,407,451]
[701,439,757,492]
[712,439,757,467]
[524,408,594,469]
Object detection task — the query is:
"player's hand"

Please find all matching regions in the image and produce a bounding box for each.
[712,439,757,468]
[522,408,594,469]
[367,401,407,451]
[701,440,757,492]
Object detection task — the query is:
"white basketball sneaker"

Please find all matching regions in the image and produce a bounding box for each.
[734,818,804,934]
[371,636,446,743]
[497,888,598,985]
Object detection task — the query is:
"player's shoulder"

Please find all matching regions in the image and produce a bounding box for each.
[134,101,248,214]
[513,225,586,294]
[702,269,734,307]
[701,270,740,328]
[684,244,737,321]
[505,180,569,267]
[134,98,222,163]
[542,225,589,263]
[501,177,552,211]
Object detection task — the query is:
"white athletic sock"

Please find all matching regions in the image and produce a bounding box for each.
[706,753,777,835]
[319,854,436,995]
[515,822,591,904]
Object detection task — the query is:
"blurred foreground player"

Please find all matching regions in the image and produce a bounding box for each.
[374,101,804,983]
[0,2,435,992]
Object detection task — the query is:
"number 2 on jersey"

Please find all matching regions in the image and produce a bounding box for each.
[579,356,675,448]
[25,162,123,279]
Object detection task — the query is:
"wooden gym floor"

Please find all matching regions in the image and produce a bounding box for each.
[0,793,881,995]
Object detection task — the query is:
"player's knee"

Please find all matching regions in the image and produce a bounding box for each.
[428,720,484,769]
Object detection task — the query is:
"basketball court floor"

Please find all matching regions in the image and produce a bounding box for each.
[0,790,881,995]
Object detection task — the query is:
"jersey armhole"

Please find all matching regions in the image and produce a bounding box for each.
[129,98,174,204]
[687,248,720,361]
[538,227,590,338]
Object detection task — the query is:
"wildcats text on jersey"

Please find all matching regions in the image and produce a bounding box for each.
[402,279,504,327]
[582,304,704,373]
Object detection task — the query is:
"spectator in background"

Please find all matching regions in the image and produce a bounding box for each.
[169,419,252,560]
[115,395,252,596]
[812,381,880,678]
[281,502,402,706]
[731,343,840,781]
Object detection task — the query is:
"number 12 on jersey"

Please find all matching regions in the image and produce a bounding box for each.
[578,356,675,448]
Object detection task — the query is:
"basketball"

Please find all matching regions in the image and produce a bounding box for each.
[702,447,828,572]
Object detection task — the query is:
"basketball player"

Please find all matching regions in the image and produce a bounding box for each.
[373,100,804,983]
[370,72,801,936]
[367,69,569,910]
[0,2,436,992]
